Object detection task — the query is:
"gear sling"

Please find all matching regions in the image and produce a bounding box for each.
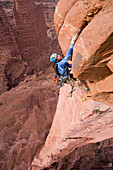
[53,63,70,87]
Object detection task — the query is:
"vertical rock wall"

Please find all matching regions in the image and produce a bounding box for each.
[31,84,113,169]
[13,0,49,71]
[0,0,49,93]
[54,0,113,105]
[31,0,113,169]
[0,3,21,94]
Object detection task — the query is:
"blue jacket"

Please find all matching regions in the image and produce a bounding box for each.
[57,43,74,79]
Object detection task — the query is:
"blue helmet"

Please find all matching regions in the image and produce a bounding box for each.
[50,53,57,63]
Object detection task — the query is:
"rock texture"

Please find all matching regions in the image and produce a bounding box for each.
[0,0,63,93]
[0,74,58,170]
[35,0,62,56]
[13,0,48,68]
[0,1,60,169]
[0,0,50,93]
[35,0,59,28]
[58,137,113,170]
[31,0,113,169]
[54,0,113,105]
[31,84,113,169]
[0,3,20,94]
[1,0,113,169]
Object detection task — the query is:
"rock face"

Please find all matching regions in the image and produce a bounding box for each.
[31,0,113,169]
[54,0,113,105]
[35,0,62,56]
[13,0,48,68]
[0,3,20,94]
[1,0,113,169]
[32,84,113,169]
[0,1,60,169]
[58,137,113,169]
[0,74,58,170]
[0,0,63,93]
[35,0,59,28]
[0,0,49,93]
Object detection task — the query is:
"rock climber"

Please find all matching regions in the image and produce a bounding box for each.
[50,29,81,88]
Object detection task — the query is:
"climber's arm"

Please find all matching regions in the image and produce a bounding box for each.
[58,43,74,67]
[58,30,81,68]
[67,63,72,68]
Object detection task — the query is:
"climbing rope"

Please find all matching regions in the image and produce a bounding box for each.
[82,91,91,102]
[82,82,92,102]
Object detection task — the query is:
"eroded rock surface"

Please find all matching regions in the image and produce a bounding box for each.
[0,74,58,170]
[0,0,50,93]
[31,84,113,169]
[31,0,113,169]
[54,0,113,105]
[0,0,62,94]
[0,0,113,169]
[0,1,59,169]
[57,137,113,170]
[35,0,62,56]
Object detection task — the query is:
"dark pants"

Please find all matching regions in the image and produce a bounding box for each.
[64,74,77,87]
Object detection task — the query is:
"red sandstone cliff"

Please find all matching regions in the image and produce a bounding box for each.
[0,74,59,170]
[0,0,113,169]
[0,3,21,94]
[0,0,62,92]
[54,0,113,105]
[0,0,50,92]
[13,0,48,65]
[0,1,59,169]
[31,0,113,169]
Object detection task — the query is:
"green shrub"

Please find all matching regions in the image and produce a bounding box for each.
[96,142,100,146]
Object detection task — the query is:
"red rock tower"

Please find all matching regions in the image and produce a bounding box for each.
[13,0,49,70]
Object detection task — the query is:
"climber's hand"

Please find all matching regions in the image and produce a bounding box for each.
[71,33,78,44]
[71,29,81,44]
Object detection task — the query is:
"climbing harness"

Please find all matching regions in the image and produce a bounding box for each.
[53,63,71,87]
[53,63,92,100]
[56,77,66,87]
